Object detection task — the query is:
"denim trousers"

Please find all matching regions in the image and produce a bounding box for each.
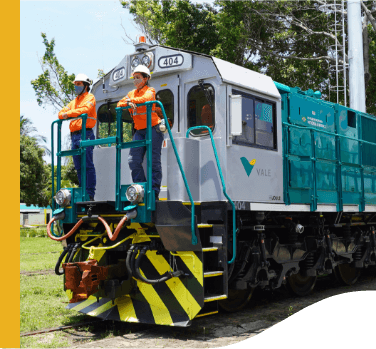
[128,126,164,194]
[71,129,96,197]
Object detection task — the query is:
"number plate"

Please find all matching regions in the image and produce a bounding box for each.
[113,67,125,81]
[158,54,184,69]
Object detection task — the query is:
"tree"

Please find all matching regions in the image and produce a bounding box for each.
[122,0,376,112]
[20,134,50,206]
[31,33,75,112]
[20,115,51,156]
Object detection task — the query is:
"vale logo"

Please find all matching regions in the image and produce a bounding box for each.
[240,157,256,176]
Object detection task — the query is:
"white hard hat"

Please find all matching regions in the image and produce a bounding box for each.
[74,73,92,85]
[132,65,151,79]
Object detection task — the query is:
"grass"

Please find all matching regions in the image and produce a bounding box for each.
[20,236,91,348]
[20,227,48,238]
[21,237,61,255]
[20,237,63,272]
[20,274,89,333]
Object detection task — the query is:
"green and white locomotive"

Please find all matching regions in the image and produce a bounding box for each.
[48,38,376,326]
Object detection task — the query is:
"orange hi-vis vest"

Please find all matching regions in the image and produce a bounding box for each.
[58,92,97,133]
[117,85,160,130]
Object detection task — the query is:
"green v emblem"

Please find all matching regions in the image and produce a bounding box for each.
[241,157,256,177]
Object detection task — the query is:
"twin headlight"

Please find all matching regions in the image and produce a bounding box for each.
[126,184,144,204]
[55,189,71,207]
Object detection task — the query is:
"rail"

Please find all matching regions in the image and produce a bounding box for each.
[116,101,197,244]
[186,125,237,264]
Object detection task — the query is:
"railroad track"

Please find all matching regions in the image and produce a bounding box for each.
[19,268,376,346]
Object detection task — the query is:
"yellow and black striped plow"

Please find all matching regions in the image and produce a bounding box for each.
[66,249,204,327]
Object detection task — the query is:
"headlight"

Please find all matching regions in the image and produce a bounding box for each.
[131,57,141,69]
[142,55,151,67]
[126,184,144,204]
[55,189,71,207]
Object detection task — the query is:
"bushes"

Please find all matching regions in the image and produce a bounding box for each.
[21,227,48,238]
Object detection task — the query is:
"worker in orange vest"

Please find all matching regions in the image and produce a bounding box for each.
[58,73,97,201]
[117,65,164,200]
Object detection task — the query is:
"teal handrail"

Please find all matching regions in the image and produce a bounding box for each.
[186,125,237,264]
[116,101,198,245]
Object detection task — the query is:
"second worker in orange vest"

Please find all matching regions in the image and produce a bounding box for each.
[117,65,164,200]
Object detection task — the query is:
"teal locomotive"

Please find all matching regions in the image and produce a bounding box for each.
[48,40,376,326]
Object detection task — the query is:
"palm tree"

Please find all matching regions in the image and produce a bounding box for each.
[20,115,51,156]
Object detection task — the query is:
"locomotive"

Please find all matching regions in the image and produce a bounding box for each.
[48,38,376,326]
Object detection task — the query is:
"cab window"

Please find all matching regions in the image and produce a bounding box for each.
[97,102,133,146]
[156,89,174,128]
[232,89,276,150]
[187,83,215,135]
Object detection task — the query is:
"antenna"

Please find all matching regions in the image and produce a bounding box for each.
[319,0,348,106]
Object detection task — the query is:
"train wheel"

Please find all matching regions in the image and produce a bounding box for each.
[333,263,361,286]
[219,288,254,312]
[286,272,317,297]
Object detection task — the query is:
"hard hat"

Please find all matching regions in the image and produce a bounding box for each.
[132,65,151,79]
[74,73,92,85]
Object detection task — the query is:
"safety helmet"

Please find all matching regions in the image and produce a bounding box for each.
[74,73,92,85]
[132,65,151,80]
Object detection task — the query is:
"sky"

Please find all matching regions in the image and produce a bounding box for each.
[20,0,212,164]
[20,1,141,163]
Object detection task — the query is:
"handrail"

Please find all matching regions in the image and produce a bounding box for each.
[116,101,198,245]
[186,125,237,264]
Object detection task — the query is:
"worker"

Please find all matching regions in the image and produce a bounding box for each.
[117,65,164,200]
[58,73,97,201]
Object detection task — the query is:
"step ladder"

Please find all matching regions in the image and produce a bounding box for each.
[195,224,229,318]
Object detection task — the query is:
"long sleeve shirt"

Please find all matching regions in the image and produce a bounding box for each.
[58,92,97,133]
[117,86,160,130]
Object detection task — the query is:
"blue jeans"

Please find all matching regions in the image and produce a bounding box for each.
[128,126,164,195]
[71,129,96,198]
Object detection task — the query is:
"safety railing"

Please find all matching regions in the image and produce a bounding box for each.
[116,101,198,244]
[51,102,198,245]
[186,125,237,263]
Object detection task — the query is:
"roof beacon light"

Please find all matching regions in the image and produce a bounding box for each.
[135,34,150,52]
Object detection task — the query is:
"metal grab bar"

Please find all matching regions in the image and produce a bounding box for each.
[116,101,198,245]
[186,125,237,263]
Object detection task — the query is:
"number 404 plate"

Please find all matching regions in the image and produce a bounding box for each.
[158,54,184,69]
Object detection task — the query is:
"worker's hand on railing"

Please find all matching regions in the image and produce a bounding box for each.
[62,113,68,119]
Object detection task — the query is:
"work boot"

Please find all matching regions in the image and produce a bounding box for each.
[89,196,95,201]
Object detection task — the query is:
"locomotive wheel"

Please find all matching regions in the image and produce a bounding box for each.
[219,288,254,312]
[333,263,361,286]
[286,272,317,297]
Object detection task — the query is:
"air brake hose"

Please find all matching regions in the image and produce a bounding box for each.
[54,245,71,275]
[134,246,184,285]
[98,210,137,241]
[47,217,84,242]
[126,245,135,279]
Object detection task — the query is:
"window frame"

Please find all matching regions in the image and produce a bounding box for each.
[232,89,277,151]
[156,88,175,129]
[187,83,215,137]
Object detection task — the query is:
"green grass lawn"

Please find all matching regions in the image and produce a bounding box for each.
[20,237,63,272]
[21,237,62,255]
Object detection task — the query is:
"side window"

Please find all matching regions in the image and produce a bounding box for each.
[97,102,133,146]
[232,90,276,150]
[156,89,174,128]
[187,84,215,135]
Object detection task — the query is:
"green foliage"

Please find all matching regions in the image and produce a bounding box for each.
[20,134,50,207]
[123,0,219,55]
[123,0,376,112]
[31,33,76,111]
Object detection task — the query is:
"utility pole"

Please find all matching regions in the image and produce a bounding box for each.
[347,0,366,112]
